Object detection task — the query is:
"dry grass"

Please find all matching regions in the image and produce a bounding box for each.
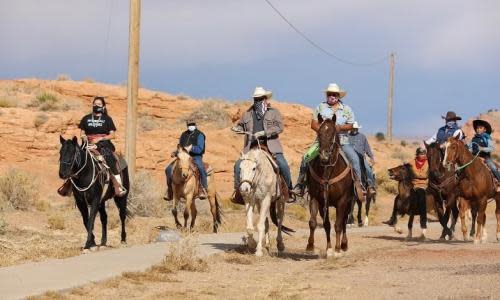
[376,171,397,195]
[390,147,412,162]
[48,215,65,230]
[56,74,71,81]
[223,252,254,265]
[34,113,49,128]
[0,168,39,211]
[139,115,160,132]
[287,204,309,221]
[128,171,165,217]
[27,291,68,300]
[34,200,50,212]
[28,92,60,111]
[0,98,17,108]
[219,195,244,211]
[0,214,7,235]
[180,100,231,129]
[162,236,209,272]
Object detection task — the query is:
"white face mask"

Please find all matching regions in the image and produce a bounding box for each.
[188,125,196,132]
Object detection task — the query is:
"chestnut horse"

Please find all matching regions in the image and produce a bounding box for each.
[443,137,500,243]
[306,117,355,257]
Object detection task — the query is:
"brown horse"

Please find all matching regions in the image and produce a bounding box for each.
[306,117,354,257]
[443,137,500,243]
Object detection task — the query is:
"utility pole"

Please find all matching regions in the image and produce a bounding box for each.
[387,52,395,143]
[125,0,141,185]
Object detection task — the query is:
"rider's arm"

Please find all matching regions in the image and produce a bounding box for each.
[481,139,495,153]
[102,131,116,141]
[311,119,320,132]
[190,134,205,155]
[364,135,375,160]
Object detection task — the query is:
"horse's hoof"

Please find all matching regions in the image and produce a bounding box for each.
[121,241,127,245]
[333,251,342,258]
[326,248,334,257]
[305,244,315,253]
[255,250,263,257]
[82,249,91,254]
[364,216,369,227]
[90,246,98,252]
[99,245,108,250]
[277,243,285,253]
[395,227,403,234]
[473,239,480,245]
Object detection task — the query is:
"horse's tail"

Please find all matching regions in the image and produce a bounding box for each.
[214,192,224,226]
[270,201,295,235]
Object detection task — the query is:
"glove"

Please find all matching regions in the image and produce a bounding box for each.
[254,131,266,138]
[231,126,243,133]
[478,147,485,152]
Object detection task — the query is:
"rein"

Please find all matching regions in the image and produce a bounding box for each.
[68,141,107,192]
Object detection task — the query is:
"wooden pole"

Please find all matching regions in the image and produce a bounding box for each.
[125,0,141,185]
[387,52,395,142]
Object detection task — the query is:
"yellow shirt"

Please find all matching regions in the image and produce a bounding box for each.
[409,159,428,189]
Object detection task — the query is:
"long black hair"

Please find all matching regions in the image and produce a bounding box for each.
[93,96,108,115]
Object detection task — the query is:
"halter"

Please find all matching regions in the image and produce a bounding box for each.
[238,156,259,190]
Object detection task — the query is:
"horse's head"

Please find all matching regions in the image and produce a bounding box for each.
[176,144,193,180]
[388,163,412,181]
[425,141,442,178]
[239,150,259,196]
[59,135,80,179]
[317,115,338,164]
[443,137,461,170]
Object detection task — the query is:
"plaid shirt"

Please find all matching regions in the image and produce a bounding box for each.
[348,132,374,159]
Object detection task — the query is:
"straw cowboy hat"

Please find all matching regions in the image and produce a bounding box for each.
[352,122,362,129]
[253,87,272,99]
[473,119,492,135]
[441,111,462,121]
[324,83,346,98]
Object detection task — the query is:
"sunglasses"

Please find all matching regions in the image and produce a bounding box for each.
[327,93,340,98]
[253,97,266,101]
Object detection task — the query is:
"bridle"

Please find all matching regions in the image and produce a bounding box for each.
[238,157,259,190]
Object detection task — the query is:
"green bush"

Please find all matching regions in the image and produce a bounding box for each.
[28,92,59,111]
[375,132,385,142]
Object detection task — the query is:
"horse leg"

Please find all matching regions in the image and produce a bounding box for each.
[459,199,469,241]
[189,198,197,231]
[265,217,271,252]
[245,201,256,250]
[495,193,500,242]
[357,198,363,227]
[255,196,270,257]
[208,191,219,233]
[98,203,108,247]
[75,195,95,249]
[84,197,99,250]
[171,188,182,229]
[347,197,355,226]
[320,203,333,257]
[114,197,127,244]
[470,205,477,238]
[340,196,349,252]
[306,198,318,252]
[406,210,414,240]
[276,199,285,253]
[184,195,193,231]
[474,200,487,244]
[449,204,459,239]
[364,194,371,227]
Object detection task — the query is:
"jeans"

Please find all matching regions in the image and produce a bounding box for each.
[341,144,362,182]
[234,153,293,190]
[165,156,207,191]
[411,188,427,229]
[363,157,376,187]
[485,158,500,181]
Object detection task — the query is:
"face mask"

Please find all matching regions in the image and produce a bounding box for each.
[188,125,196,132]
[446,121,456,128]
[93,105,104,113]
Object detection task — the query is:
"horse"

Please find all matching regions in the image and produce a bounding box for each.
[443,137,500,243]
[388,164,434,239]
[348,175,376,227]
[171,144,222,233]
[425,142,477,241]
[239,145,294,257]
[58,136,129,251]
[306,117,355,257]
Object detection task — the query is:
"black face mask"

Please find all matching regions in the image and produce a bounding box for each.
[93,106,104,113]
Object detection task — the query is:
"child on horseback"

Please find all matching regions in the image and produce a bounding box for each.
[164,120,208,200]
[468,119,500,181]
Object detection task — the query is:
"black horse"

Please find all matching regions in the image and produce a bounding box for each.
[58,136,129,250]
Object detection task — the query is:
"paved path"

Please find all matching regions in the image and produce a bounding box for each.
[0,225,427,299]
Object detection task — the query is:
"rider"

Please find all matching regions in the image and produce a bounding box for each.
[348,122,376,194]
[58,96,126,197]
[409,147,428,232]
[230,86,293,204]
[468,119,500,181]
[164,119,208,200]
[292,83,365,200]
[426,111,465,145]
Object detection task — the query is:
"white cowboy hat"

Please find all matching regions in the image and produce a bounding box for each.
[352,122,362,129]
[253,86,272,99]
[324,83,346,98]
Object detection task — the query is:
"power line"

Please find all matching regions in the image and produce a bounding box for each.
[263,0,390,66]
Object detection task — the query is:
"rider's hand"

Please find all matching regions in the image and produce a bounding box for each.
[478,147,485,152]
[170,151,177,158]
[254,131,266,138]
[81,135,88,142]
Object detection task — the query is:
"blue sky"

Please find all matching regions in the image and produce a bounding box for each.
[1,0,499,137]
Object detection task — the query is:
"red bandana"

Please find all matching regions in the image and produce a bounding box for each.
[415,157,427,170]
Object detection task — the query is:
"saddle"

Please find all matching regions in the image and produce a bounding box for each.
[88,146,127,174]
[256,144,289,202]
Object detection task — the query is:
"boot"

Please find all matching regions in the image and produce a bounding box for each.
[57,180,72,197]
[354,179,366,202]
[368,185,377,195]
[230,190,245,205]
[112,175,127,197]
[198,186,207,200]
[382,215,397,226]
[291,168,306,197]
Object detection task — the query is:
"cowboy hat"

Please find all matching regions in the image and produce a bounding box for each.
[324,83,346,98]
[352,122,362,129]
[416,147,427,155]
[441,111,462,121]
[253,87,272,99]
[473,119,492,134]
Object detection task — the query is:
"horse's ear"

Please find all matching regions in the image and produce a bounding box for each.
[240,151,246,159]
[185,145,193,153]
[60,135,65,144]
[71,136,78,145]
[177,144,183,152]
[331,114,337,124]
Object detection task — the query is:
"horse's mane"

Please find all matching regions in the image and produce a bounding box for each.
[403,163,415,179]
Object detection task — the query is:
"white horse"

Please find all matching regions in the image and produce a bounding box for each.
[239,147,293,257]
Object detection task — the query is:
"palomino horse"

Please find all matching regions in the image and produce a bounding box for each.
[443,137,500,243]
[58,136,129,251]
[171,144,222,233]
[239,146,294,257]
[425,142,477,240]
[306,117,354,257]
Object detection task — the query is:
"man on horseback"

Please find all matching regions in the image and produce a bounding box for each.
[164,119,208,200]
[468,119,500,181]
[426,111,465,145]
[292,83,365,200]
[348,122,376,195]
[230,86,293,204]
[58,96,126,197]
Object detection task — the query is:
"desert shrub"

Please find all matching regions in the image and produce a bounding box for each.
[34,113,49,128]
[400,140,407,147]
[56,74,71,81]
[59,98,81,111]
[128,171,164,217]
[0,214,7,235]
[181,100,231,129]
[83,77,94,83]
[48,215,65,230]
[287,204,308,221]
[391,148,411,162]
[0,169,39,210]
[0,98,16,108]
[34,200,50,212]
[376,171,397,194]
[161,236,208,272]
[139,116,160,132]
[29,92,59,111]
[375,132,385,141]
[176,93,189,101]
